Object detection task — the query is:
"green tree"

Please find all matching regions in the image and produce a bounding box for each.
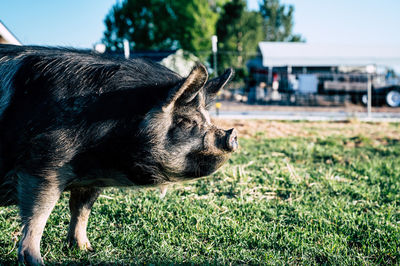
[260,0,304,42]
[177,0,218,54]
[216,0,264,75]
[102,0,217,58]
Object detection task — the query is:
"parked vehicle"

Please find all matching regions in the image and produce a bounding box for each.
[317,73,400,107]
[248,65,400,107]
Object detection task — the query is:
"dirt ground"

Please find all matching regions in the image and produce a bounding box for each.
[212,100,400,141]
[213,118,400,140]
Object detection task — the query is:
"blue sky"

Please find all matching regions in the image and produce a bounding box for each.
[0,0,399,48]
[0,0,115,48]
[249,0,400,45]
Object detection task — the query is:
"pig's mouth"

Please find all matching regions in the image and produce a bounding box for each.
[158,127,238,180]
[182,145,235,179]
[185,127,238,178]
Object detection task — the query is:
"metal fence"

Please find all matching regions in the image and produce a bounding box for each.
[213,70,400,121]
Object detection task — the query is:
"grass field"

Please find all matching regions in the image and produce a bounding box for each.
[0,120,399,264]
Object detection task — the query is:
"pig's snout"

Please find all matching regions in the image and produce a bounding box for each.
[225,128,238,152]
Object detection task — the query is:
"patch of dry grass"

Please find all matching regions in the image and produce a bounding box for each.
[213,119,400,141]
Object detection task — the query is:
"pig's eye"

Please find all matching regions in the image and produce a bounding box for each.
[177,117,196,129]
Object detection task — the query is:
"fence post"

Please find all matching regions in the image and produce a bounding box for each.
[367,74,372,118]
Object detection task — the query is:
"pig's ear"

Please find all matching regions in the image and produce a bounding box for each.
[162,64,208,111]
[203,68,234,107]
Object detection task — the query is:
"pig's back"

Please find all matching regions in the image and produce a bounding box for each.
[0,45,183,122]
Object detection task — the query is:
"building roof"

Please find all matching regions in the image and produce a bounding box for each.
[259,42,400,70]
[0,20,21,45]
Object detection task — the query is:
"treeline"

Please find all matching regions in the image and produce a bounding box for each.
[102,0,303,77]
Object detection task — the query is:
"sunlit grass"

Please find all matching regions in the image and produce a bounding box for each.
[0,121,399,264]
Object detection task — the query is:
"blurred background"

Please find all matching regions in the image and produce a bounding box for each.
[1,0,399,120]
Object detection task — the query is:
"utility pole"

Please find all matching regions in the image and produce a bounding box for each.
[123,40,130,59]
[212,35,218,77]
[212,35,221,115]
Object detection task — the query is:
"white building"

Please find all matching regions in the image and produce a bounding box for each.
[258,42,400,71]
[247,42,400,106]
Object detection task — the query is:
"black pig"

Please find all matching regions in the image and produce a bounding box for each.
[0,44,237,265]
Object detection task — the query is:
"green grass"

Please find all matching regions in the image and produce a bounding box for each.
[1,122,400,264]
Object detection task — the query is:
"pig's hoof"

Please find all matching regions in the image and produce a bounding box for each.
[68,237,94,252]
[18,246,44,265]
[79,241,94,252]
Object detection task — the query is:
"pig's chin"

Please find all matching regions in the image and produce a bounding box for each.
[182,152,231,179]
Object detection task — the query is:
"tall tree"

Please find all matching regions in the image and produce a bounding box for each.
[260,0,304,42]
[216,0,264,74]
[102,0,217,57]
[177,0,218,54]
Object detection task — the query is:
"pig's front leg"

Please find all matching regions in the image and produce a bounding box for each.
[67,187,101,251]
[17,172,65,265]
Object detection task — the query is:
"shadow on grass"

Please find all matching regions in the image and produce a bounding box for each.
[0,258,18,265]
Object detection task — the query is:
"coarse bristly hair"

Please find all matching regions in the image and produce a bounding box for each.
[0,44,235,202]
[0,44,236,265]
